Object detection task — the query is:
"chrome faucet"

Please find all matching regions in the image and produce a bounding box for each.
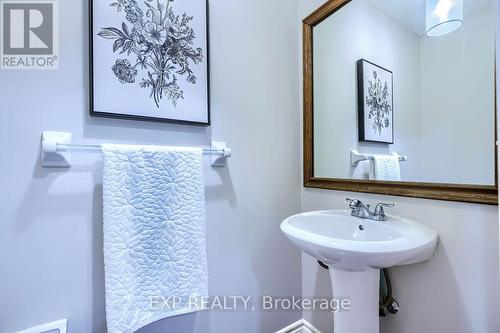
[346,198,394,221]
[346,198,372,219]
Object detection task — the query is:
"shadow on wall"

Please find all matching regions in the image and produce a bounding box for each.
[303,243,476,333]
[381,245,474,332]
[13,154,106,330]
[15,153,102,230]
[303,257,334,332]
[91,183,106,333]
[249,204,303,331]
[205,166,238,208]
[83,114,211,147]
[252,228,303,332]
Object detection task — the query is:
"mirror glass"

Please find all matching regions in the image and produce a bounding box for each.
[313,0,496,185]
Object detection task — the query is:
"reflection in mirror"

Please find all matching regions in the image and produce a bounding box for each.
[313,0,495,186]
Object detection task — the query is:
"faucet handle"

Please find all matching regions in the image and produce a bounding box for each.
[346,198,361,209]
[373,203,395,217]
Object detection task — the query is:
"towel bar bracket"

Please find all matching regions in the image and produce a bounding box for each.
[41,131,73,168]
[40,131,232,168]
[211,141,231,167]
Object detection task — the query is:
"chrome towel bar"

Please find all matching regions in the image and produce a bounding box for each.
[350,149,407,167]
[41,131,231,168]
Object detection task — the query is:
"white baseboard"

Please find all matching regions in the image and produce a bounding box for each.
[275,319,322,333]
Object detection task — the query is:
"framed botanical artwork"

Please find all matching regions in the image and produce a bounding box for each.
[357,59,393,143]
[90,0,209,125]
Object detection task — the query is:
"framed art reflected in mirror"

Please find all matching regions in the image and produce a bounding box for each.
[357,59,394,144]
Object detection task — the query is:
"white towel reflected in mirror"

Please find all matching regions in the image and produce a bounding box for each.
[369,155,401,181]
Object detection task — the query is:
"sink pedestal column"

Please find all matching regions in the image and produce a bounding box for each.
[330,267,380,333]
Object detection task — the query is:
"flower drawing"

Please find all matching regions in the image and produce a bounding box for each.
[365,71,392,135]
[98,0,204,108]
[144,22,167,44]
[112,59,138,83]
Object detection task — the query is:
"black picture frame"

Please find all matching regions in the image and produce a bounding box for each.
[89,0,210,126]
[357,59,394,144]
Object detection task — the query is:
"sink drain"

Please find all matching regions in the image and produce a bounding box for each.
[358,225,365,231]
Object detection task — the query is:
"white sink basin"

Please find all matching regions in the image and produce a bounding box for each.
[281,210,438,271]
[281,210,438,333]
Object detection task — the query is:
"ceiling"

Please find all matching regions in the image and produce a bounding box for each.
[367,0,492,36]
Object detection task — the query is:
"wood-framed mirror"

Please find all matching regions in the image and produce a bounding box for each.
[303,0,498,205]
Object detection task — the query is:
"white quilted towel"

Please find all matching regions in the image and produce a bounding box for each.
[102,144,208,333]
[371,155,401,181]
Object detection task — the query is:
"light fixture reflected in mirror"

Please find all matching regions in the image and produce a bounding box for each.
[426,0,463,37]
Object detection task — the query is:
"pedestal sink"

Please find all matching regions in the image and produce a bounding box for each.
[281,210,438,333]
